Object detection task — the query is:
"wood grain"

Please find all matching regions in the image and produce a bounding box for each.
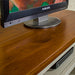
[0,10,75,75]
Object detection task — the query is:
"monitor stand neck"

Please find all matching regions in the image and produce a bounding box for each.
[24,15,61,29]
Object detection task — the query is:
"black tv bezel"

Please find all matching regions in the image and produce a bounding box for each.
[1,0,68,27]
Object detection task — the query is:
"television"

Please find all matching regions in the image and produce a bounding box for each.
[1,0,68,28]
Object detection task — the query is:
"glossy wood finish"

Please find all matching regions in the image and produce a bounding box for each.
[0,10,75,75]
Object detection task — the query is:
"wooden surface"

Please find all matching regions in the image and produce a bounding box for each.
[0,10,75,75]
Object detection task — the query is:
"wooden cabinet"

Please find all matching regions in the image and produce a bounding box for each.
[38,43,75,75]
[0,10,75,75]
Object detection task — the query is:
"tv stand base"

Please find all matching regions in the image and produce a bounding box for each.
[24,15,61,29]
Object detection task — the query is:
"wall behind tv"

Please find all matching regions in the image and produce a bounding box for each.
[68,0,75,11]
